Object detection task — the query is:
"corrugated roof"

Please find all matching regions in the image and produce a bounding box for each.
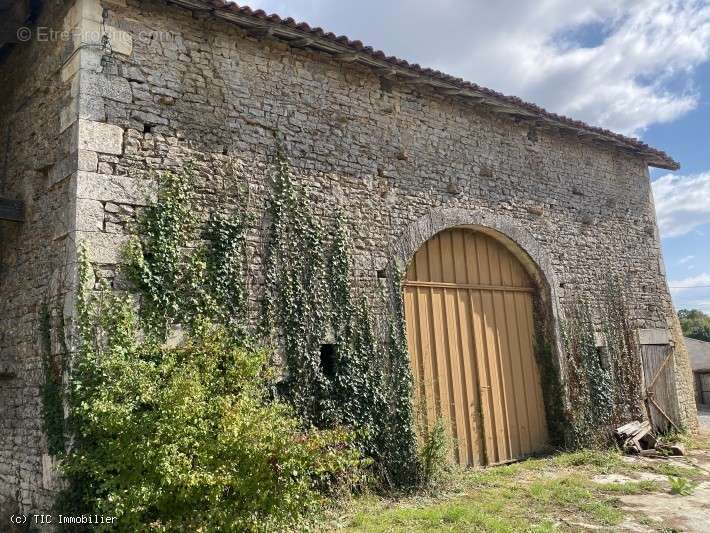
[169,0,679,170]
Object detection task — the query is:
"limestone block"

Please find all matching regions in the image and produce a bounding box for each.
[74,171,156,205]
[47,155,78,188]
[77,21,133,56]
[78,94,107,123]
[78,231,132,264]
[81,71,133,104]
[77,119,124,155]
[78,150,99,172]
[52,205,74,241]
[59,99,78,133]
[76,198,104,232]
[63,0,103,32]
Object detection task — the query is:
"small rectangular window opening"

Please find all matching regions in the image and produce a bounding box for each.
[320,344,337,380]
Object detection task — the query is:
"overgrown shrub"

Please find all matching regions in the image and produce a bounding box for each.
[416,418,452,488]
[61,284,362,531]
[58,164,365,531]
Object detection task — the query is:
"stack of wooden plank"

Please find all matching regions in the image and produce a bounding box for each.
[614,420,685,456]
[615,421,656,455]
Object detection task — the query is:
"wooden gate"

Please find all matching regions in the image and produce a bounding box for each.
[403,228,548,466]
[641,343,680,432]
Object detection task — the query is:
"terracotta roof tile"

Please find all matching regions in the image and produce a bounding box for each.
[186,0,678,169]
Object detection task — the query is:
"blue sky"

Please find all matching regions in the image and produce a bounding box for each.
[246,0,710,311]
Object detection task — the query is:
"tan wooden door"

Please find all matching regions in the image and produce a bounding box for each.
[404,228,548,466]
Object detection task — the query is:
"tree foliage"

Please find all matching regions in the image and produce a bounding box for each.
[678,309,710,342]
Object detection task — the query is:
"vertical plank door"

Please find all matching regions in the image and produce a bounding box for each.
[404,228,549,466]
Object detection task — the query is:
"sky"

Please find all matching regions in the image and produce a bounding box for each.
[245,0,710,312]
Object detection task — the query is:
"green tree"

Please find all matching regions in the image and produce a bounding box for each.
[678,309,710,342]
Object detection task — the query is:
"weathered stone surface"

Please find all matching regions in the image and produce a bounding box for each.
[78,150,99,172]
[77,119,124,155]
[75,198,104,232]
[81,71,133,104]
[74,171,156,205]
[78,231,131,264]
[0,0,77,517]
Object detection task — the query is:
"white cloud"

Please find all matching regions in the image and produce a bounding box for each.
[678,255,695,265]
[246,0,710,135]
[652,172,710,238]
[669,272,710,294]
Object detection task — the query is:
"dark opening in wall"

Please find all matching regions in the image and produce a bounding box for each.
[143,124,153,134]
[319,344,337,380]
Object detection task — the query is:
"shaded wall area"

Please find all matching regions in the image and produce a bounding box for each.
[0,0,76,517]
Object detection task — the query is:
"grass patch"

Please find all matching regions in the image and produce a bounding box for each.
[527,475,623,526]
[329,445,707,532]
[593,479,660,494]
[650,462,702,480]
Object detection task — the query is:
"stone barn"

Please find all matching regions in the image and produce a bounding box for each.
[686,337,710,407]
[0,0,698,515]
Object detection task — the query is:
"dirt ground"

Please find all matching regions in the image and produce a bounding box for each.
[614,414,710,533]
[615,452,710,532]
[698,407,710,430]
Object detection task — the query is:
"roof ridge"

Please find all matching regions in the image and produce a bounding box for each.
[177,0,679,170]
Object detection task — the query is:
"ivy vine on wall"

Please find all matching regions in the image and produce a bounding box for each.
[562,276,643,447]
[261,152,418,487]
[124,167,249,342]
[39,303,66,456]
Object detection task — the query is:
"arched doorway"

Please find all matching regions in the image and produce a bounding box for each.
[403,227,548,466]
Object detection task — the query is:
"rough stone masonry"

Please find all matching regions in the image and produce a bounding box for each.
[0,0,698,516]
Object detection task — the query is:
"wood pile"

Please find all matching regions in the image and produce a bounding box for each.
[614,420,685,457]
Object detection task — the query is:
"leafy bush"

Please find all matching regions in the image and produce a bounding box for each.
[416,418,452,488]
[60,284,363,532]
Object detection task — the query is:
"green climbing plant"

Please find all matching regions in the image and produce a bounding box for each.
[262,153,419,487]
[58,167,364,531]
[562,275,643,447]
[124,167,250,341]
[39,304,65,456]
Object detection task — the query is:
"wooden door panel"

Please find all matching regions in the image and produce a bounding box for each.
[700,373,710,405]
[405,228,548,466]
[641,344,680,432]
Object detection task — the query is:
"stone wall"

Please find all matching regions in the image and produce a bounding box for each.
[0,0,697,514]
[92,0,695,431]
[0,0,79,517]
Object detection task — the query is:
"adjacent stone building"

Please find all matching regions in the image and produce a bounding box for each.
[0,0,698,515]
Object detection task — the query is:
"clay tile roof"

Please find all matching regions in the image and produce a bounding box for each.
[184,0,679,170]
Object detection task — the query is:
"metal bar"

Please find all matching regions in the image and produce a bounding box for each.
[404,280,534,293]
